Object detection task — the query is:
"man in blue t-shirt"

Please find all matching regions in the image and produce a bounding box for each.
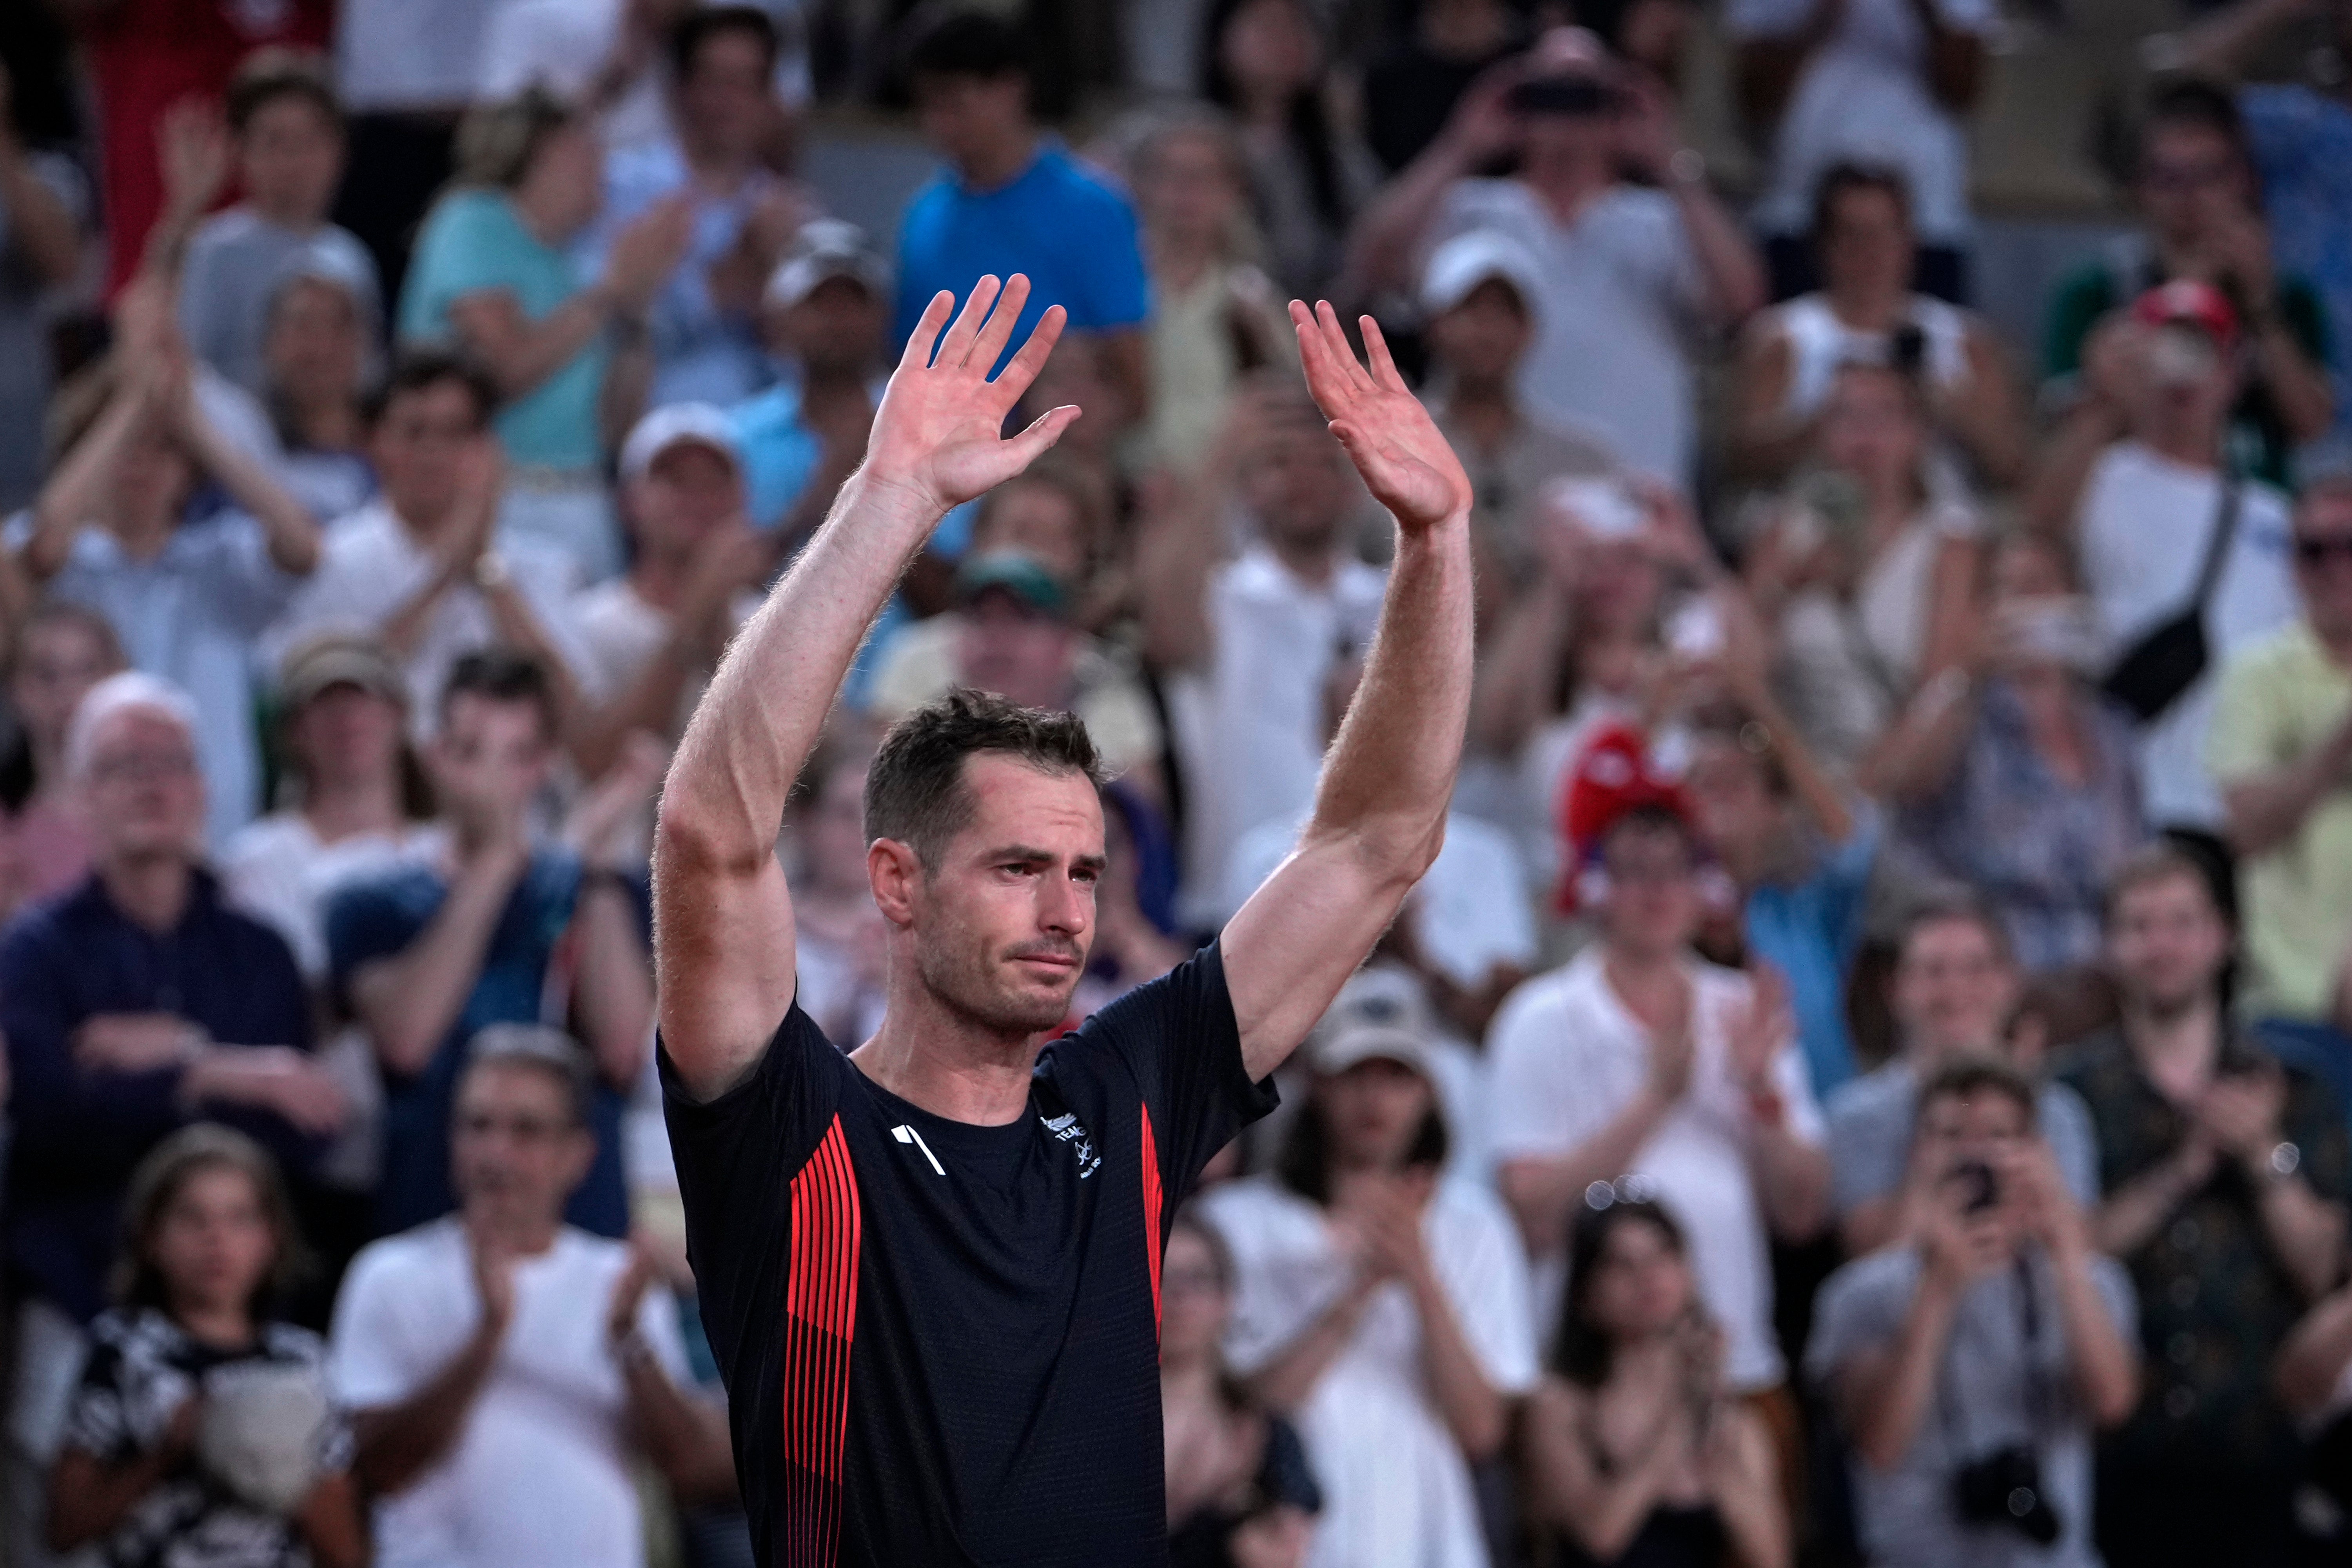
[894,12,1149,437]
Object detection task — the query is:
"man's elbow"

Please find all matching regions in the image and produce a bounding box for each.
[2089,1365,2140,1429]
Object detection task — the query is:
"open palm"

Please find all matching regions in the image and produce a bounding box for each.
[868,274,1080,516]
[1291,300,1471,534]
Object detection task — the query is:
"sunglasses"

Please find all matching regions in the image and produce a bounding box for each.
[2294,535,2352,568]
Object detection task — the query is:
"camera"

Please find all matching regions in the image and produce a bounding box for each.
[1954,1446,2061,1544]
[1507,75,1615,116]
[1952,1157,2000,1214]
[1888,322,1928,376]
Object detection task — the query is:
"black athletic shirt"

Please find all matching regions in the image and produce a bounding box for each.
[661,940,1278,1567]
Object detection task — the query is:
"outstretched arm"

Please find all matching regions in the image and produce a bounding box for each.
[653,276,1077,1102]
[1221,303,1475,1081]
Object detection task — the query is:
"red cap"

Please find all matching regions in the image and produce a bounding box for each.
[1555,721,1694,913]
[2130,279,2239,351]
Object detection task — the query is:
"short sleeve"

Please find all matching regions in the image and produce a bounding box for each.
[325,876,425,1006]
[1058,940,1278,1212]
[1803,1253,1917,1387]
[325,1248,426,1411]
[1072,189,1149,332]
[400,196,518,343]
[2205,642,2284,784]
[1826,1082,1908,1218]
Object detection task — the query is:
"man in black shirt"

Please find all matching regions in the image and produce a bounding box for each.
[651,274,1475,1566]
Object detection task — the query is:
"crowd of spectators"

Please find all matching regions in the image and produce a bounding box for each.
[4,0,2352,1565]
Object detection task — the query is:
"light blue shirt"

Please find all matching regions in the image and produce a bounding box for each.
[1745,807,1879,1096]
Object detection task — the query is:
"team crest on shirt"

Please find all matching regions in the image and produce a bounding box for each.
[1039,1112,1101,1178]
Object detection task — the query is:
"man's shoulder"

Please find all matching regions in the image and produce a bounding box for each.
[1489,952,1609,1048]
[1026,146,1135,215]
[1825,1059,1913,1128]
[345,1216,465,1294]
[1816,1245,1924,1326]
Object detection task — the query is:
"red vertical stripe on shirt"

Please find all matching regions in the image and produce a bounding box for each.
[780,1115,860,1568]
[1140,1104,1164,1336]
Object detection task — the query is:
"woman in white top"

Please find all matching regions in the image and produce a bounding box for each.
[1198,1026,1537,1568]
[1730,165,2026,488]
[1746,359,1981,773]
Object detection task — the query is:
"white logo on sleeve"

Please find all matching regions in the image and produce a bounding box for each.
[892,1124,946,1176]
[1039,1112,1101,1179]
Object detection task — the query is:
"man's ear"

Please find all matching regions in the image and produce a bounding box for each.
[869,837,922,929]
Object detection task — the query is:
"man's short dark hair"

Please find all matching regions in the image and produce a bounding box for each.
[1896,887,2015,967]
[864,687,1103,869]
[1917,1056,2039,1129]
[461,1024,592,1127]
[1809,160,1913,246]
[671,4,781,80]
[226,47,342,135]
[1598,801,1699,861]
[2140,78,2250,164]
[365,348,500,430]
[904,9,1028,84]
[440,647,561,745]
[2100,841,2226,929]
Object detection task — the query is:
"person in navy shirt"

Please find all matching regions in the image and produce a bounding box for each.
[895,13,1150,439]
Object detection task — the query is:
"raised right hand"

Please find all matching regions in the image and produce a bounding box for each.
[469,1230,518,1338]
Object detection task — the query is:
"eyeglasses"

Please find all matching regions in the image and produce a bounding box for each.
[2294,535,2352,568]
[1585,1174,1662,1211]
[90,751,198,785]
[455,1111,573,1143]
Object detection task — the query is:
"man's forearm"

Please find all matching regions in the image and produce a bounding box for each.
[352,1327,502,1495]
[573,880,654,1088]
[2254,1178,2345,1301]
[621,1348,737,1504]
[2223,717,2352,856]
[1751,1125,1831,1241]
[356,847,524,1076]
[2050,1242,2138,1424]
[1855,1278,1959,1470]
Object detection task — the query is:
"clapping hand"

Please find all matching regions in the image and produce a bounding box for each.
[866,274,1078,517]
[1291,301,1471,535]
[1724,964,1793,1097]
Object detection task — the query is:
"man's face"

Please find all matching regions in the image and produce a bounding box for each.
[767,276,886,378]
[913,71,1028,172]
[677,29,775,165]
[971,481,1088,585]
[82,710,205,863]
[1892,915,2018,1060]
[1597,819,1702,958]
[2292,490,2352,646]
[11,619,115,746]
[452,1062,592,1230]
[2106,869,2230,1016]
[1517,101,1616,173]
[884,755,1103,1036]
[428,694,553,824]
[1426,279,1531,385]
[955,592,1075,710]
[1240,417,1354,556]
[1684,737,1780,866]
[240,95,343,221]
[372,381,484,524]
[1818,185,1913,300]
[1317,1056,1433,1169]
[2124,322,2237,442]
[1133,130,1241,244]
[264,278,366,407]
[289,684,405,791]
[2137,122,2249,246]
[1914,1087,2032,1201]
[628,442,744,557]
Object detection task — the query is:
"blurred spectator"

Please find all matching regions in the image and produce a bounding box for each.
[1730,0,1989,303]
[2175,0,2352,435]
[477,0,696,154]
[1521,1196,1789,1568]
[328,1029,731,1568]
[1198,1021,1536,1568]
[1350,38,1765,482]
[897,11,1149,437]
[1730,164,2027,488]
[1419,230,1616,626]
[48,1125,366,1568]
[2039,81,2334,494]
[1806,1060,2140,1567]
[258,245,381,525]
[728,218,885,534]
[1199,0,1375,302]
[331,0,509,303]
[2056,846,2350,1568]
[2210,463,2352,1029]
[73,0,329,296]
[327,651,653,1240]
[1580,0,1706,107]
[2045,281,2299,836]
[780,737,887,1050]
[586,7,811,407]
[1488,800,1831,1405]
[266,353,592,741]
[1360,0,1530,174]
[573,405,779,780]
[20,290,323,847]
[0,673,341,1566]
[1745,360,1980,775]
[0,61,86,515]
[1870,533,2148,973]
[1,604,125,911]
[1679,593,1878,1096]
[2274,1265,2352,1552]
[178,52,379,405]
[1826,895,2102,1258]
[399,89,694,583]
[222,637,431,984]
[1160,1210,1320,1568]
[1128,109,1296,478]
[1136,385,1384,926]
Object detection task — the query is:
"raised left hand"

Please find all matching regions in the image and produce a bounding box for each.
[1290,300,1470,535]
[1724,964,1793,1095]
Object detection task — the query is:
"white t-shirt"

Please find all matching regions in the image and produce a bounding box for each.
[266,500,593,737]
[1199,1175,1538,1568]
[1487,949,1826,1390]
[2074,441,2298,829]
[327,1219,692,1568]
[1429,180,1706,481]
[220,814,440,981]
[1728,0,1993,243]
[1170,543,1387,927]
[338,0,512,111]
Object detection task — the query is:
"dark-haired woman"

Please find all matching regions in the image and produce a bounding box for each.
[47,1125,367,1568]
[1163,1212,1321,1568]
[1522,1198,1788,1568]
[1198,1035,1536,1568]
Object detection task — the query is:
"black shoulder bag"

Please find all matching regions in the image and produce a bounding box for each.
[2100,474,2243,724]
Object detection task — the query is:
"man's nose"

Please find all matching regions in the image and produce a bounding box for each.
[1038,872,1090,935]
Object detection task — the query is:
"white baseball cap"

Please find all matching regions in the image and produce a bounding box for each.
[619,402,742,483]
[763,218,892,311]
[1421,230,1545,322]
